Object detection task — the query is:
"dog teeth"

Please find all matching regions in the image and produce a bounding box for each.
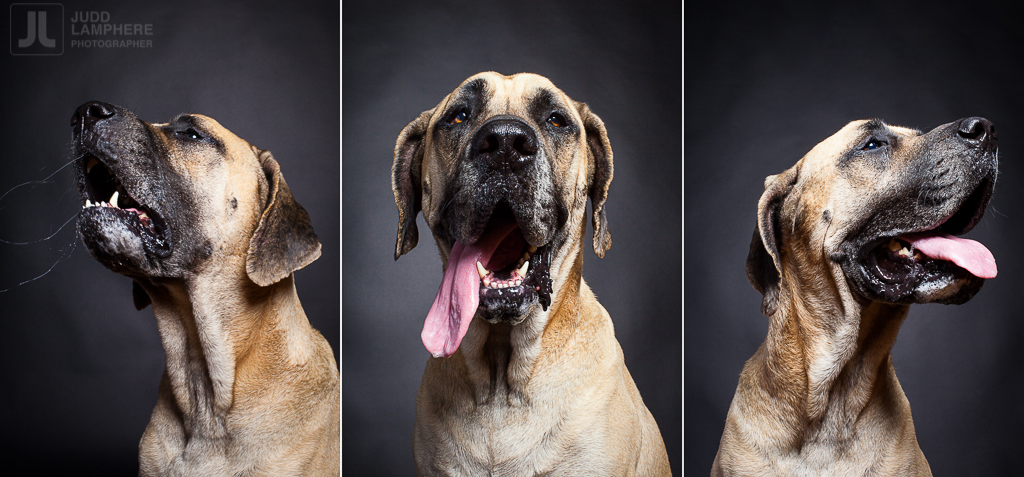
[888,239,901,252]
[898,247,912,257]
[528,245,537,253]
[86,157,99,174]
[478,255,533,290]
[109,191,119,208]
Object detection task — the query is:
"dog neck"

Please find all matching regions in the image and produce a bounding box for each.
[139,271,309,439]
[745,261,913,449]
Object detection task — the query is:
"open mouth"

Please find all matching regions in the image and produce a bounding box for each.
[474,206,553,311]
[856,177,995,304]
[420,203,554,358]
[78,154,171,257]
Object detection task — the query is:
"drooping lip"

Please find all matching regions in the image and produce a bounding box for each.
[858,174,993,263]
[420,203,556,357]
[850,174,995,303]
[75,150,171,257]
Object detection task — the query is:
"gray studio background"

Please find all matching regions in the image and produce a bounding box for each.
[686,1,1024,475]
[343,1,681,474]
[0,1,339,473]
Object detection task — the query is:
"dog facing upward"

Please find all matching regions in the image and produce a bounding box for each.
[713,118,998,476]
[73,101,339,476]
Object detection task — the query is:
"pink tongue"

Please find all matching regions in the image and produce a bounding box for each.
[421,221,517,358]
[902,231,997,279]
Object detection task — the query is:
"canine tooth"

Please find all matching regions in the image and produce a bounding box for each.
[517,260,529,277]
[476,261,488,279]
[528,245,537,253]
[109,191,119,208]
[86,157,99,173]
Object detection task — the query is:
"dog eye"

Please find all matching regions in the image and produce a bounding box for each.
[862,138,887,151]
[547,113,567,128]
[176,128,203,141]
[449,110,469,125]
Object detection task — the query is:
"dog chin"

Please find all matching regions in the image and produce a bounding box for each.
[848,256,985,306]
[478,293,537,325]
[77,208,153,275]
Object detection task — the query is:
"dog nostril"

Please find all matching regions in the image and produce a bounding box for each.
[75,101,118,129]
[957,117,994,142]
[513,135,537,156]
[87,103,115,119]
[478,135,499,154]
[472,118,539,170]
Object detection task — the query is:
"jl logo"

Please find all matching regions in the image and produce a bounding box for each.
[10,4,63,56]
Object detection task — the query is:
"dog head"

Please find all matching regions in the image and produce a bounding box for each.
[747,118,997,316]
[72,101,320,308]
[392,72,613,357]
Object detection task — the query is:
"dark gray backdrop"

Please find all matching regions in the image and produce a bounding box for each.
[686,1,1023,475]
[0,1,339,473]
[343,1,681,474]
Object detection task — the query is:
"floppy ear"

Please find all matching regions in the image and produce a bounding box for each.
[576,101,613,258]
[392,108,434,260]
[746,166,799,316]
[246,150,322,287]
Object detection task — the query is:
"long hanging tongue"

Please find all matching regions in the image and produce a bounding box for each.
[421,221,518,358]
[901,231,997,279]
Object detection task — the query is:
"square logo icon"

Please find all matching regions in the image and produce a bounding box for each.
[10,4,63,56]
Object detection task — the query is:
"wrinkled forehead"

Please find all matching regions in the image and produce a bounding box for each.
[802,119,921,165]
[834,119,921,144]
[155,114,235,137]
[152,114,255,157]
[436,72,574,120]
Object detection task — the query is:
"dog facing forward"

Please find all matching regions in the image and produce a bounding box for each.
[392,72,671,476]
[72,102,339,476]
[714,118,998,476]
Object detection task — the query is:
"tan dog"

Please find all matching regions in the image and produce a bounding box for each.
[713,118,999,476]
[72,101,339,476]
[392,72,671,475]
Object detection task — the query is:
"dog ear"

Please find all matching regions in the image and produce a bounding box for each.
[576,101,614,258]
[746,166,799,316]
[246,150,322,287]
[392,108,434,260]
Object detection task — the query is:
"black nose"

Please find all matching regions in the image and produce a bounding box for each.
[71,101,118,128]
[471,117,539,171]
[956,117,997,152]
